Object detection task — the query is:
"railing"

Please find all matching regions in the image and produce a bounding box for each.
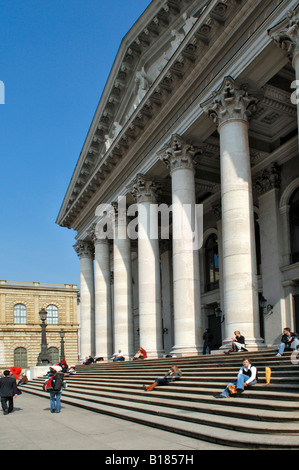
[0,280,77,289]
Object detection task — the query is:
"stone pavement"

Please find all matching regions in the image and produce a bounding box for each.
[0,392,233,451]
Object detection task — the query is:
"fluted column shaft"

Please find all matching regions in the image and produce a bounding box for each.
[201,77,263,349]
[158,135,202,355]
[112,202,134,358]
[130,175,164,358]
[74,241,95,360]
[94,239,113,360]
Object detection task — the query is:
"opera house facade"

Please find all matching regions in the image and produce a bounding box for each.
[56,0,299,360]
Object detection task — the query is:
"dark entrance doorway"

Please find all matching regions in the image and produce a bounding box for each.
[208,313,222,350]
[293,295,299,332]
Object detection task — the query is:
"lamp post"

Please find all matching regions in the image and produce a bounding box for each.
[59,329,65,361]
[36,308,51,366]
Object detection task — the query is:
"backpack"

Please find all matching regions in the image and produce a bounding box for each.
[43,376,54,392]
[52,372,65,391]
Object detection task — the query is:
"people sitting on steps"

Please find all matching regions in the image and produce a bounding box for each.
[215,357,257,398]
[224,330,248,354]
[143,365,182,391]
[276,328,299,357]
[133,347,147,360]
[83,355,94,365]
[112,349,125,361]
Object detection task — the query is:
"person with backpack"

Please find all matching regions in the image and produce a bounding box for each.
[0,370,20,415]
[49,370,66,413]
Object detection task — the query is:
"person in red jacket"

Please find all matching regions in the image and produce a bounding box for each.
[133,347,147,360]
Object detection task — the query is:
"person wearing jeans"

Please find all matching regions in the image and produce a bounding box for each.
[49,370,66,413]
[215,358,257,398]
[276,328,299,356]
[50,391,61,413]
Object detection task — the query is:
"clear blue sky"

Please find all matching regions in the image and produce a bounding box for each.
[0,0,151,287]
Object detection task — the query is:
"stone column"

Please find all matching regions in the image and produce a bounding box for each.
[268,8,299,147]
[158,135,202,355]
[130,174,164,358]
[201,76,263,349]
[74,241,95,360]
[112,201,134,359]
[94,238,113,360]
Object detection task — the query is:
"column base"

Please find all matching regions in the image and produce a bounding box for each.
[220,337,267,352]
[145,349,165,359]
[170,345,202,357]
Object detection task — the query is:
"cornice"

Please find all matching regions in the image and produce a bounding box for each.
[56,0,205,226]
[57,0,290,231]
[57,0,249,229]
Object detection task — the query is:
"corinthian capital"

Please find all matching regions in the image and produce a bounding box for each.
[128,174,161,203]
[200,76,258,127]
[254,163,281,196]
[73,240,94,259]
[157,134,198,173]
[268,8,299,63]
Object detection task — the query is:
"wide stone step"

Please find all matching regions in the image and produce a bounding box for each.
[24,380,299,412]
[23,349,299,449]
[23,381,299,423]
[21,387,299,449]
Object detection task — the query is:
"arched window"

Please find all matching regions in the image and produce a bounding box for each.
[290,187,299,263]
[47,305,59,324]
[48,347,59,364]
[205,234,219,291]
[14,347,27,368]
[14,304,27,324]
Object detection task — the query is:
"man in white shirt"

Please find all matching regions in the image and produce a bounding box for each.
[215,358,258,398]
[112,349,125,361]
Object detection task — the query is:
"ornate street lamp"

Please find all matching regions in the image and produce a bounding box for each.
[59,328,65,361]
[36,308,52,366]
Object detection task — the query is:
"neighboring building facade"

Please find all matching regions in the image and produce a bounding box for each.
[56,0,299,359]
[0,280,79,369]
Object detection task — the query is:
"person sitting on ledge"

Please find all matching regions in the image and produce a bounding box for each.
[83,355,94,365]
[215,357,257,398]
[133,347,147,360]
[143,365,182,391]
[224,330,248,354]
[276,328,299,357]
[112,349,125,361]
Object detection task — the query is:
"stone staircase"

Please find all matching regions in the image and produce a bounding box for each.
[21,349,299,449]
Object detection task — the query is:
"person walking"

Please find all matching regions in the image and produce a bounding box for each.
[0,370,20,415]
[49,370,66,413]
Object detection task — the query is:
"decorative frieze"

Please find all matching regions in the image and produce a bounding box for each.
[268,8,299,62]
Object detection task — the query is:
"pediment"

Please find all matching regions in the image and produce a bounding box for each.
[59,0,210,217]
